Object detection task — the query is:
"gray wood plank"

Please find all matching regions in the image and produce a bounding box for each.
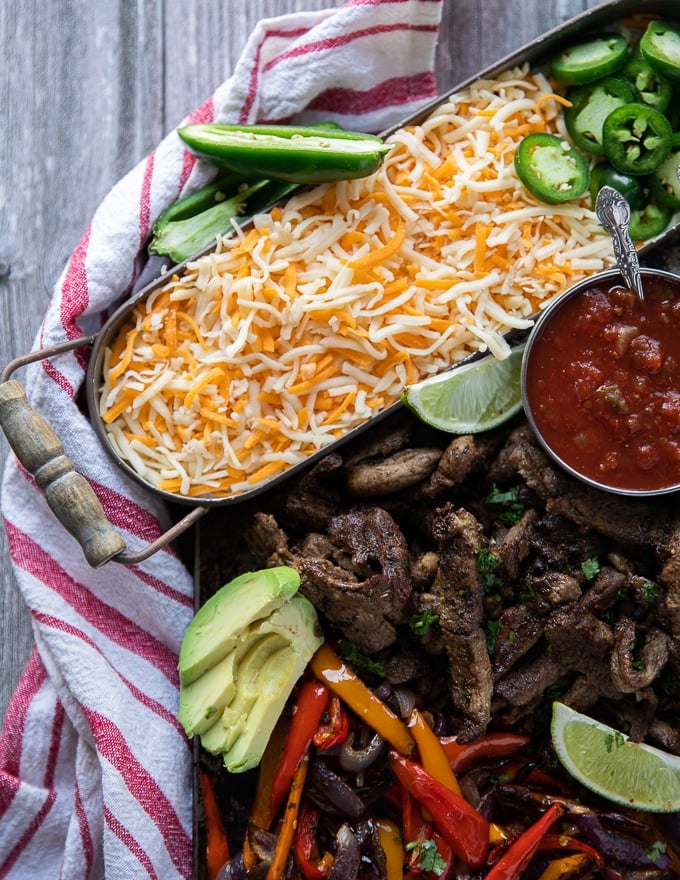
[0,0,602,723]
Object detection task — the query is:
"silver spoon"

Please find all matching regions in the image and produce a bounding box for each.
[595,184,644,302]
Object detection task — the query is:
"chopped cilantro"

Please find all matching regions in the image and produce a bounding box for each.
[477,548,503,592]
[484,483,525,526]
[642,581,656,602]
[646,840,667,862]
[484,483,520,505]
[486,619,501,654]
[339,640,386,677]
[604,731,625,752]
[581,557,600,581]
[405,839,447,876]
[410,609,439,636]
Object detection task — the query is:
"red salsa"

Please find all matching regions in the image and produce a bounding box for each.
[524,274,680,492]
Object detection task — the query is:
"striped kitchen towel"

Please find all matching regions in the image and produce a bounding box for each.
[0,1,443,878]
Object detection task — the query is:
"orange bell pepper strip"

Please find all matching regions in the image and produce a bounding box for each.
[200,771,230,880]
[266,753,309,880]
[243,717,288,870]
[408,709,463,797]
[309,643,414,755]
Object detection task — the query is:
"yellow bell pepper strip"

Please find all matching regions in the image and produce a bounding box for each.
[439,731,531,774]
[407,708,463,796]
[375,818,404,880]
[269,679,329,818]
[485,803,565,880]
[537,853,591,879]
[199,771,231,880]
[537,834,604,872]
[388,751,490,869]
[266,753,309,880]
[178,123,392,184]
[309,643,414,755]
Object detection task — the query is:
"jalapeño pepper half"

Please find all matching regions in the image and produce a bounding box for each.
[640,20,680,84]
[564,76,636,155]
[514,133,589,204]
[648,132,680,208]
[550,32,628,85]
[602,102,673,175]
[178,123,392,184]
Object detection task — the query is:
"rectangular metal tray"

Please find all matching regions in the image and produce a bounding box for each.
[191,1,680,875]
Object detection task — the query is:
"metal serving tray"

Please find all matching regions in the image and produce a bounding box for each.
[191,1,680,876]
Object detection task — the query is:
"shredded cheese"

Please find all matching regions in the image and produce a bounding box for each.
[100,64,615,499]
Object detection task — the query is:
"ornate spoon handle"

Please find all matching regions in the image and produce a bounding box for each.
[595,185,644,301]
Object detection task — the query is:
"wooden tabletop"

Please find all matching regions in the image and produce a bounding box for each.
[0,0,605,722]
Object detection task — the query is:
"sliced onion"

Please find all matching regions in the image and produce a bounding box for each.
[327,825,361,880]
[338,730,385,772]
[309,760,366,817]
[391,685,417,719]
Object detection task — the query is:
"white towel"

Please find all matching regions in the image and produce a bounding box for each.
[0,2,443,877]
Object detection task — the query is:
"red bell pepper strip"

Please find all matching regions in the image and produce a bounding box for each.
[439,732,531,774]
[270,679,329,816]
[485,803,565,880]
[388,751,490,869]
[293,801,334,880]
[402,791,454,880]
[402,789,432,850]
[200,771,230,880]
[312,694,349,749]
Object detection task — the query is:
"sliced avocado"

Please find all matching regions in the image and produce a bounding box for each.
[178,649,238,737]
[178,566,300,686]
[199,632,288,754]
[196,594,323,771]
[221,595,324,772]
[222,645,303,772]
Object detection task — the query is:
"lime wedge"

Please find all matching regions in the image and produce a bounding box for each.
[551,701,680,812]
[401,344,525,433]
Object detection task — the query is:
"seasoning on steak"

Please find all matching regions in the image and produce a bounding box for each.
[227,412,680,756]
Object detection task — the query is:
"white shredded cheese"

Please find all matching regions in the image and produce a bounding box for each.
[100,64,614,498]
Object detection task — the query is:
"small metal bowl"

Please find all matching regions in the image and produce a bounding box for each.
[521,267,680,497]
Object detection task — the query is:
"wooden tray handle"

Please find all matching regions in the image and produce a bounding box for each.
[0,340,208,568]
[0,378,126,567]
